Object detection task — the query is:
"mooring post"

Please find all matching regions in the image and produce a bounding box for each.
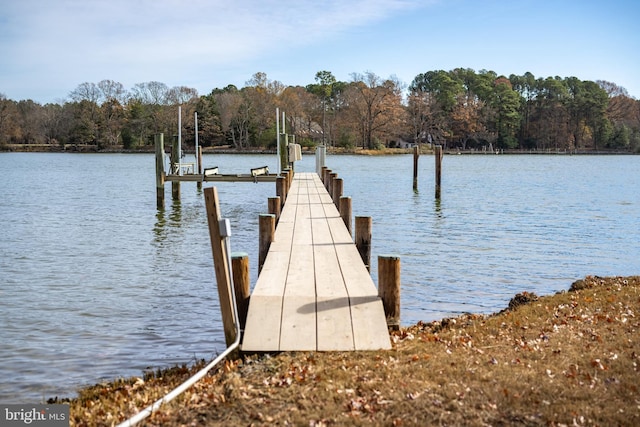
[154,133,165,209]
[333,178,343,208]
[329,172,338,200]
[323,168,332,190]
[282,169,291,202]
[268,196,281,224]
[278,133,288,174]
[258,214,275,274]
[413,145,419,191]
[435,145,443,199]
[203,187,237,346]
[321,166,328,183]
[196,145,203,190]
[339,196,352,237]
[231,252,250,331]
[276,176,286,208]
[171,138,180,200]
[355,216,372,271]
[283,168,292,192]
[378,255,401,330]
[315,145,326,175]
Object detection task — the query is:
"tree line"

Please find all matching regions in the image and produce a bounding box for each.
[1,69,639,153]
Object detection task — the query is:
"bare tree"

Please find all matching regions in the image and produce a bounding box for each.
[349,71,405,149]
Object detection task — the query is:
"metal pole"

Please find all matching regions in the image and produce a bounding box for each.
[178,106,182,176]
[194,112,199,173]
[276,107,280,174]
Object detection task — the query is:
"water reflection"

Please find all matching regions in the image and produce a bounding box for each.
[154,208,167,242]
[169,198,183,226]
[433,197,443,219]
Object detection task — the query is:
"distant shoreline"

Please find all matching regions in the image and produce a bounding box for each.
[1,143,636,156]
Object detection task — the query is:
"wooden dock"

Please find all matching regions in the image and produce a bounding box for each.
[241,172,391,352]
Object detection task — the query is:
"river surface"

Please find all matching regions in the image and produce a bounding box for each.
[1,152,638,403]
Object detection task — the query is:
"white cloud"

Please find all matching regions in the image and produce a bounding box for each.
[1,0,424,100]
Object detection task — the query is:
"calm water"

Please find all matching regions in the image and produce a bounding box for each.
[1,152,638,403]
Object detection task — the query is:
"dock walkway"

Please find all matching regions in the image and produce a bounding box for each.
[241,172,391,352]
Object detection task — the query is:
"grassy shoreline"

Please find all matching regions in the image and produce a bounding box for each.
[61,275,639,426]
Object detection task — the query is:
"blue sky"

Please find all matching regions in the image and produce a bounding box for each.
[1,0,638,104]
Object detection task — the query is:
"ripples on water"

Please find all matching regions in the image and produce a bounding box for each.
[0,152,638,403]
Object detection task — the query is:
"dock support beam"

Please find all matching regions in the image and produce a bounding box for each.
[196,146,203,190]
[204,187,237,347]
[339,196,352,237]
[355,216,372,271]
[378,255,401,330]
[171,138,180,200]
[155,133,165,209]
[315,145,326,175]
[268,196,281,224]
[258,214,275,274]
[231,252,250,331]
[435,145,443,199]
[333,178,343,208]
[276,176,286,209]
[413,145,419,191]
[329,172,338,198]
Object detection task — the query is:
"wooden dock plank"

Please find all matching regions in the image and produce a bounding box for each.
[241,295,283,351]
[279,295,316,351]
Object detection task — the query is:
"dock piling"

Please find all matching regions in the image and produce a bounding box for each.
[435,145,443,199]
[268,196,281,224]
[204,187,237,346]
[154,133,165,209]
[333,178,343,208]
[329,172,338,199]
[196,146,203,190]
[413,145,419,191]
[171,139,180,200]
[323,168,332,190]
[315,145,326,175]
[231,252,250,331]
[258,214,275,274]
[355,216,372,271]
[339,196,352,237]
[276,176,286,208]
[378,255,401,330]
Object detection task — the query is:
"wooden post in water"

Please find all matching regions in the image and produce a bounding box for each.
[278,133,288,173]
[323,168,332,190]
[196,145,203,190]
[284,168,292,191]
[413,145,419,191]
[154,133,165,209]
[321,166,328,184]
[355,216,372,271]
[333,178,343,208]
[315,145,326,175]
[435,145,443,199]
[268,196,281,224]
[231,252,250,331]
[329,172,338,201]
[204,187,237,346]
[258,214,275,274]
[339,196,352,236]
[276,176,286,208]
[282,169,290,202]
[378,255,401,330]
[171,138,180,200]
